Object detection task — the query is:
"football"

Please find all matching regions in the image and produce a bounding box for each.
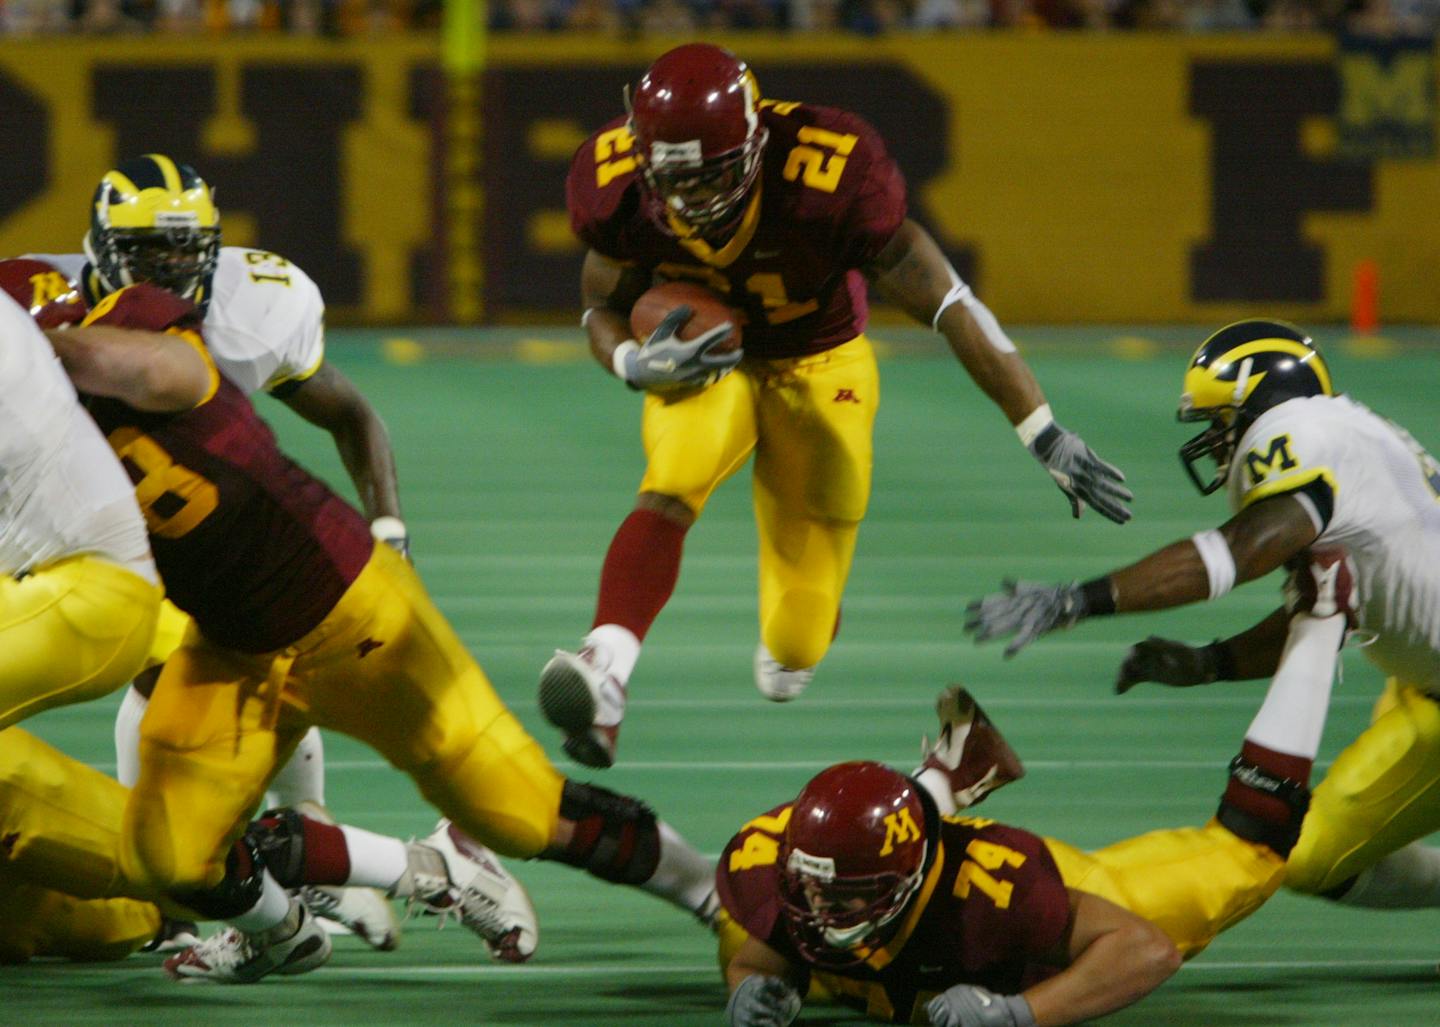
[629,281,742,353]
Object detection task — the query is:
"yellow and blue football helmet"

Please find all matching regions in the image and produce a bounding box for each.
[84,153,220,311]
[1178,319,1333,494]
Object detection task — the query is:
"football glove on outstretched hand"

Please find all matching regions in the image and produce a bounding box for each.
[965,580,1091,658]
[1029,421,1132,525]
[927,985,1037,1027]
[725,974,802,1027]
[1115,636,1222,694]
[618,305,740,393]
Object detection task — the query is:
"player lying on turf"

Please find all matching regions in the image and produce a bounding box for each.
[0,724,539,965]
[716,550,1352,1026]
[6,278,717,984]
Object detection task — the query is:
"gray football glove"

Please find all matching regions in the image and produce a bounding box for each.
[725,974,802,1027]
[1029,421,1132,525]
[1115,636,1223,694]
[965,579,1090,657]
[927,985,1037,1027]
[619,305,740,392]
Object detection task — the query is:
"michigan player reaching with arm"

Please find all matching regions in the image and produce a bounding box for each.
[966,318,1440,922]
[540,42,1131,770]
[721,554,1352,1027]
[29,153,403,945]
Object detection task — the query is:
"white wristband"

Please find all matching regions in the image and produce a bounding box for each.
[370,516,408,544]
[1015,404,1054,448]
[611,339,639,381]
[1192,528,1237,600]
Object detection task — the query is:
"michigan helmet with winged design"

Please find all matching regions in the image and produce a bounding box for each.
[84,154,221,310]
[1178,319,1333,495]
[778,761,934,966]
[0,258,87,329]
[627,43,767,236]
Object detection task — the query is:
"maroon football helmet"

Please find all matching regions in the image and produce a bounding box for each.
[627,43,767,236]
[779,761,931,966]
[0,257,88,328]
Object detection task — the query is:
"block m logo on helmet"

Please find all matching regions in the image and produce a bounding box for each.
[879,808,922,857]
[1244,434,1299,487]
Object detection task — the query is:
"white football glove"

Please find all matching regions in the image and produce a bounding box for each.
[964,579,1093,657]
[927,985,1036,1027]
[725,974,802,1027]
[1028,421,1132,525]
[615,305,740,393]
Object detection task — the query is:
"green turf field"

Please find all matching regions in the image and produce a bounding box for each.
[9,325,1440,1025]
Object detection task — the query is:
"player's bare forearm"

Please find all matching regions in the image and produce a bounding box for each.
[725,936,804,992]
[1110,496,1318,613]
[46,325,212,412]
[580,249,650,375]
[868,218,1044,424]
[1217,606,1293,680]
[282,361,401,521]
[1024,891,1180,1026]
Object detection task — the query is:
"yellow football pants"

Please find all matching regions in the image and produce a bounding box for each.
[0,555,162,730]
[121,541,566,898]
[145,598,191,671]
[1044,819,1284,958]
[639,336,879,670]
[0,727,161,962]
[1286,679,1440,895]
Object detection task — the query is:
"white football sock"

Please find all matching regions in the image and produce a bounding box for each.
[640,819,718,918]
[916,768,959,817]
[1337,843,1440,909]
[585,624,640,685]
[265,727,326,810]
[113,685,148,788]
[1245,613,1346,759]
[338,824,411,892]
[228,870,294,933]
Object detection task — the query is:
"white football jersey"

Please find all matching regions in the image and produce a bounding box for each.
[0,293,155,581]
[1229,394,1440,692]
[32,247,325,397]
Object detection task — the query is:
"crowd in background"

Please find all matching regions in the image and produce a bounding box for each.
[0,0,1435,41]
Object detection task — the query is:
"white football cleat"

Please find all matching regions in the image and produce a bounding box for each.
[414,820,538,964]
[163,902,331,983]
[299,884,400,951]
[538,646,626,768]
[754,642,813,702]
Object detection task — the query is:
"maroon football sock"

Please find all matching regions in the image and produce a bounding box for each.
[592,508,687,639]
[1221,739,1313,830]
[294,815,352,885]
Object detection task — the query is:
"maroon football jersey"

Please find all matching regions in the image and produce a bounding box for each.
[80,284,374,653]
[718,804,1071,1024]
[567,101,906,360]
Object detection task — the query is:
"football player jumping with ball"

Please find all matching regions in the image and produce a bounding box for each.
[542,43,1131,769]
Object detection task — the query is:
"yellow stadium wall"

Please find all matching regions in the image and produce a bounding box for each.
[0,34,1434,324]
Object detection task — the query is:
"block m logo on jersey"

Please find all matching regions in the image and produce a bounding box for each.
[879,808,922,856]
[1245,434,1299,486]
